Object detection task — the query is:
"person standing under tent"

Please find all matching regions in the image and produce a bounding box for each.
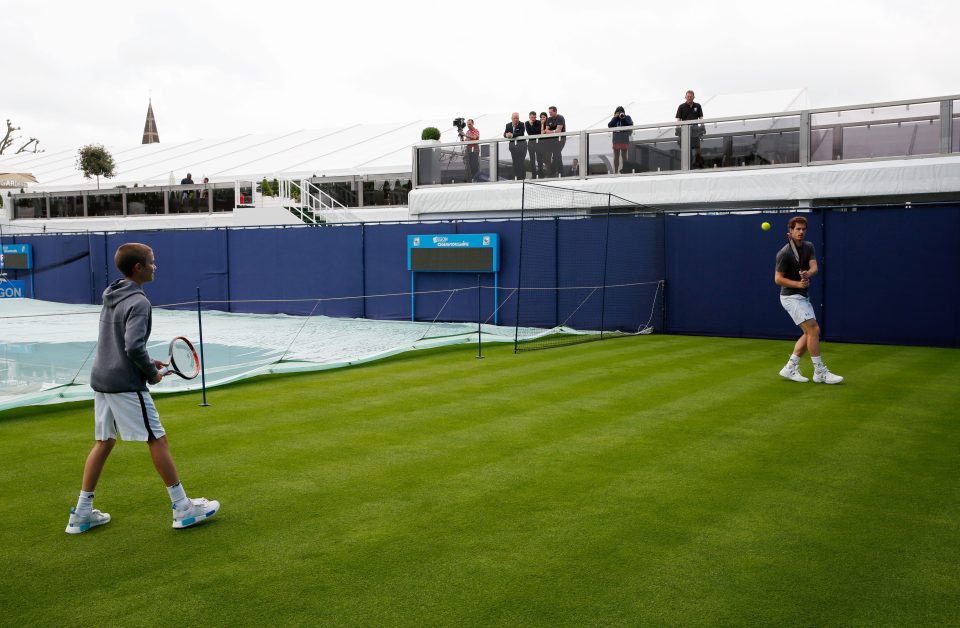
[65,243,220,533]
[775,216,844,385]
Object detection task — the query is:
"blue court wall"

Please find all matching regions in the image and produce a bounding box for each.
[662,206,960,347]
[820,206,960,347]
[5,205,958,347]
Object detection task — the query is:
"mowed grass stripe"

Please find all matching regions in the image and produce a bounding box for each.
[0,335,957,627]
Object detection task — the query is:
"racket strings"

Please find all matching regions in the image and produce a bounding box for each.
[170,340,199,376]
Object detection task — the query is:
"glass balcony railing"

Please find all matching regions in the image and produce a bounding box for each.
[810,102,941,161]
[413,94,959,188]
[696,115,801,168]
[7,182,242,220]
[587,124,680,175]
[953,99,960,154]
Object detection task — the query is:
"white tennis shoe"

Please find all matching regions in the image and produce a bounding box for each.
[779,364,809,383]
[813,367,844,384]
[66,507,111,534]
[172,497,220,529]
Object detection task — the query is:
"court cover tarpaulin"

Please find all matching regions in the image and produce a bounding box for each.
[0,298,544,412]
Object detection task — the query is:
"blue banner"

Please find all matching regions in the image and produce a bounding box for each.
[0,280,26,298]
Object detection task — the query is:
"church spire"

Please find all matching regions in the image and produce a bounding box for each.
[142,98,160,144]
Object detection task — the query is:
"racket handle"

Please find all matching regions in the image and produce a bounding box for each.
[158,366,170,376]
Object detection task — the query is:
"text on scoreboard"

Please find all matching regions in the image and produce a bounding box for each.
[407,234,499,272]
[0,243,33,270]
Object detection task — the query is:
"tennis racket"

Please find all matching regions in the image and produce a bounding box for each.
[158,336,200,379]
[790,240,809,286]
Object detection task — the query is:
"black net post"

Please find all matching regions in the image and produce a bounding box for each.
[476,273,483,359]
[196,286,210,407]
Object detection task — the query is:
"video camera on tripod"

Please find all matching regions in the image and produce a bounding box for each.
[452,117,466,140]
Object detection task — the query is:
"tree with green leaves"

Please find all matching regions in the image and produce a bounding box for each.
[77,144,116,189]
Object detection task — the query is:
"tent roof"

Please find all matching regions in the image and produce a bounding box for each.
[0,89,809,191]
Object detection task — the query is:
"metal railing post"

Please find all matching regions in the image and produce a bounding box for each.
[940,99,953,154]
[490,141,498,182]
[579,131,588,179]
[800,111,811,166]
[680,124,691,171]
[411,146,419,189]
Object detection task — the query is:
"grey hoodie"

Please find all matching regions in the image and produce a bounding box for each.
[90,279,159,393]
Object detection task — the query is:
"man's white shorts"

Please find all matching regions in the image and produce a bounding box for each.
[94,391,166,442]
[780,294,817,326]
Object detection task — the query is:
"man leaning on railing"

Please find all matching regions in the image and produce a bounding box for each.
[504,112,527,181]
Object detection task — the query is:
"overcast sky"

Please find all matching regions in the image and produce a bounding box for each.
[2,0,957,153]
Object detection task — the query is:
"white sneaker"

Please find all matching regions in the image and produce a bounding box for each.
[779,364,809,383]
[813,367,844,384]
[172,498,220,529]
[65,507,111,534]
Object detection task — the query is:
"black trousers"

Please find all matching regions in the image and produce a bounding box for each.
[528,141,544,178]
[509,147,526,180]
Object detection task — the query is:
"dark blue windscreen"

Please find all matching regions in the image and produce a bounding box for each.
[664,212,823,339]
[822,206,960,347]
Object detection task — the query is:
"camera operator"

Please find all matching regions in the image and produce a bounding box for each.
[608,106,634,174]
[462,118,480,182]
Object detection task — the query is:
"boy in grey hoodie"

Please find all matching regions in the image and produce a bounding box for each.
[66,243,220,533]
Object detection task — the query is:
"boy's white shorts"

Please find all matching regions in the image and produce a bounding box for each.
[780,294,817,326]
[94,391,166,442]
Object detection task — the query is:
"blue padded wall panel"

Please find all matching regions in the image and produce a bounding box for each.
[227,226,364,316]
[105,230,230,310]
[557,218,607,330]
[602,214,664,332]
[10,233,96,303]
[472,220,523,327]
[823,206,960,347]
[364,223,457,321]
[513,218,558,328]
[664,212,823,339]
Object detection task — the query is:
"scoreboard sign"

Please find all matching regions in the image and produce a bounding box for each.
[407,234,499,272]
[1,243,33,270]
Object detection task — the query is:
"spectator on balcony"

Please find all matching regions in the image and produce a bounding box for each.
[463,119,480,182]
[675,90,705,167]
[544,106,567,177]
[200,177,209,200]
[538,112,552,176]
[608,106,634,174]
[569,158,580,177]
[524,111,544,179]
[503,112,527,181]
[179,173,194,207]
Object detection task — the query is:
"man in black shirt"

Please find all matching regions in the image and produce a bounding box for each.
[675,90,705,167]
[774,216,843,384]
[524,111,543,179]
[545,106,566,177]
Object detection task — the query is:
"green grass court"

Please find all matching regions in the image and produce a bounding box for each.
[1,335,957,626]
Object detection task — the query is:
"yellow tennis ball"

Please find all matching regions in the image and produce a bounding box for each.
[761,222,771,231]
